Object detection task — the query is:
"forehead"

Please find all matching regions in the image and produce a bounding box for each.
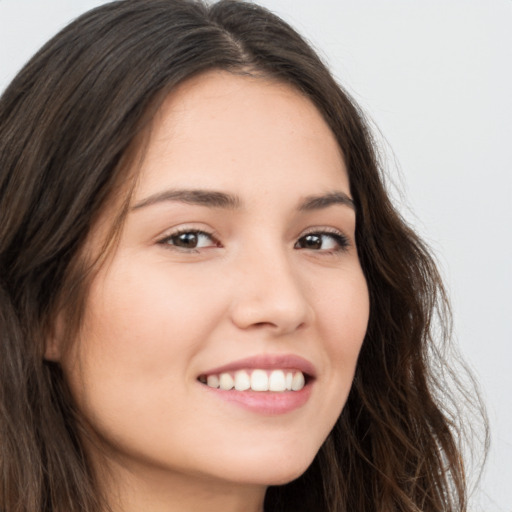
[134,70,349,202]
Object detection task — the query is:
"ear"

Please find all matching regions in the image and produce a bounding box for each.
[44,314,65,362]
[44,338,61,362]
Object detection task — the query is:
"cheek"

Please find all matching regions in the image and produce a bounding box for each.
[62,259,221,426]
[79,258,218,368]
[59,261,227,467]
[318,269,369,356]
[312,268,369,415]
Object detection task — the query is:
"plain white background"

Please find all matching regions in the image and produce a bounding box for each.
[1,1,510,510]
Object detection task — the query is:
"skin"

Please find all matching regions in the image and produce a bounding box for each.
[53,71,370,512]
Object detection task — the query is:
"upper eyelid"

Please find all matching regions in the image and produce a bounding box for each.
[158,226,347,237]
[299,226,345,235]
[298,226,351,241]
[156,225,217,241]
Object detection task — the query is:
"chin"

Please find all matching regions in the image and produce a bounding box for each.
[262,465,312,487]
[214,448,317,487]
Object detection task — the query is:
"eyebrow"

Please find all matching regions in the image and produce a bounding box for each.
[131,188,355,212]
[298,191,355,211]
[132,189,241,210]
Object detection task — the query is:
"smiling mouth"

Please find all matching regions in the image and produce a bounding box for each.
[198,369,308,392]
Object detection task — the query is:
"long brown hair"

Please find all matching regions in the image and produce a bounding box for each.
[0,1,486,511]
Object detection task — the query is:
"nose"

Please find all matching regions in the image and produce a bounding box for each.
[229,248,313,336]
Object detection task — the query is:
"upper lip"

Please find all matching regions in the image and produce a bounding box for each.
[200,354,317,378]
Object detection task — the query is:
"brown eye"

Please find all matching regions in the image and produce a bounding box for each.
[173,232,200,248]
[297,234,323,250]
[294,232,349,251]
[161,230,218,250]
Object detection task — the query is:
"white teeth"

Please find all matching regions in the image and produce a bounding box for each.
[291,371,305,391]
[219,373,234,390]
[285,372,293,391]
[268,370,286,392]
[251,369,269,391]
[234,370,251,391]
[203,369,306,392]
[206,375,219,388]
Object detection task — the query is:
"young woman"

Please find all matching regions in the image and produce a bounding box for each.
[0,1,486,511]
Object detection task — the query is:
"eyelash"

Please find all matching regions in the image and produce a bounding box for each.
[158,228,350,254]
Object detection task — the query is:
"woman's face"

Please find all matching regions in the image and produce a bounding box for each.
[58,71,369,498]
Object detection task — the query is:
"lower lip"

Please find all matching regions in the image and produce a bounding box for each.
[200,382,313,415]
